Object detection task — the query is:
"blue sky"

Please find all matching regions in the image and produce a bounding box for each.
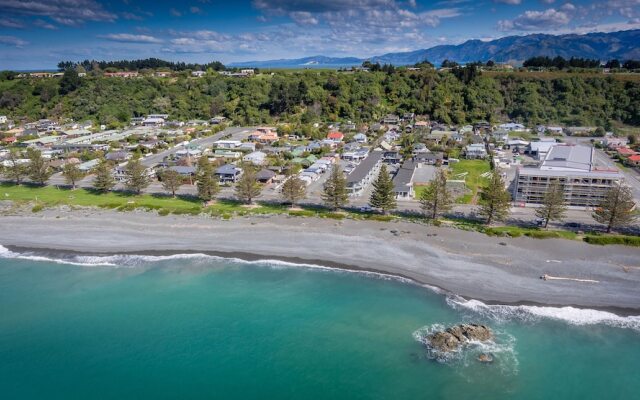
[1,0,639,69]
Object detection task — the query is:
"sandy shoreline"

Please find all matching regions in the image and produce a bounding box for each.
[1,205,639,313]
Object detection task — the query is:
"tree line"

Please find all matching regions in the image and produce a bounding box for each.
[522,56,640,70]
[2,67,640,128]
[57,58,226,72]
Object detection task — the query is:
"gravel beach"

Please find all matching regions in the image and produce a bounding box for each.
[1,206,639,312]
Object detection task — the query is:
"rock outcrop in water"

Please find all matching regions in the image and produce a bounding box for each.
[425,324,493,353]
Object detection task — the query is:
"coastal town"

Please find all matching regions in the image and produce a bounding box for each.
[1,108,638,237]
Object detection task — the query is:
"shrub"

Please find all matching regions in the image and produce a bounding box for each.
[31,204,44,213]
[324,212,345,220]
[525,231,561,239]
[158,208,171,216]
[584,235,640,246]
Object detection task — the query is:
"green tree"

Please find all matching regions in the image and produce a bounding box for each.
[123,156,150,194]
[593,183,637,233]
[160,168,182,198]
[235,164,262,204]
[62,162,84,189]
[535,181,567,228]
[4,149,27,185]
[59,68,81,95]
[195,156,219,202]
[369,164,396,214]
[92,158,115,192]
[27,148,52,185]
[281,174,307,206]
[478,170,511,224]
[419,168,452,220]
[322,165,349,210]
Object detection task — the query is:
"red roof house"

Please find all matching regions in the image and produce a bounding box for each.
[327,131,344,141]
[617,147,637,156]
[1,136,16,144]
[628,154,640,165]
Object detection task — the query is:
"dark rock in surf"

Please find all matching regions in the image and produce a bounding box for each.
[425,324,493,353]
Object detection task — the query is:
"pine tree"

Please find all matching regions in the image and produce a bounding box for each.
[123,156,150,194]
[369,164,396,214]
[235,164,262,204]
[593,183,637,233]
[92,158,115,192]
[4,148,27,185]
[419,168,452,220]
[27,148,52,186]
[535,181,566,228]
[62,162,84,189]
[160,168,182,198]
[195,156,219,202]
[478,170,511,224]
[281,174,307,206]
[322,165,349,210]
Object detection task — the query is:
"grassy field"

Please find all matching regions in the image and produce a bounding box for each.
[448,160,491,204]
[2,183,638,246]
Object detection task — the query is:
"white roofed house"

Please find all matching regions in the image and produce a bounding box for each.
[527,141,557,160]
[242,151,268,165]
[464,143,487,159]
[142,117,165,127]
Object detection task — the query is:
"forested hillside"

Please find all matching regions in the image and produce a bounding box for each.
[1,69,639,128]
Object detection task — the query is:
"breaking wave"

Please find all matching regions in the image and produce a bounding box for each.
[0,244,417,284]
[447,296,640,333]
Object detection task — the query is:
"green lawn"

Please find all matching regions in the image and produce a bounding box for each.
[448,159,491,204]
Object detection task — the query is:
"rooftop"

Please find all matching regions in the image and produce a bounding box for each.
[540,145,593,172]
[346,150,383,184]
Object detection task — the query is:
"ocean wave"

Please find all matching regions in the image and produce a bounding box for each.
[0,244,419,285]
[447,296,640,332]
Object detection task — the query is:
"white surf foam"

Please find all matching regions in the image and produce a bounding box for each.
[0,244,420,285]
[447,296,640,332]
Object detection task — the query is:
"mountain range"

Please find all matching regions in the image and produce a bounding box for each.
[229,29,640,68]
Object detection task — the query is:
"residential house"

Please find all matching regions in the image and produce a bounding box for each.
[464,143,487,159]
[604,137,628,149]
[191,71,206,77]
[214,140,242,149]
[498,122,526,132]
[353,133,368,143]
[105,150,131,162]
[142,117,165,127]
[346,150,383,195]
[617,147,637,157]
[327,131,344,142]
[382,114,400,124]
[216,164,242,183]
[414,152,444,165]
[393,160,416,199]
[213,149,241,160]
[256,169,276,183]
[243,151,267,165]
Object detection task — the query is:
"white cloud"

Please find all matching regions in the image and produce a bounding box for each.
[0,0,117,25]
[493,0,521,4]
[99,33,163,44]
[498,8,571,31]
[33,19,58,30]
[0,17,24,29]
[0,35,28,47]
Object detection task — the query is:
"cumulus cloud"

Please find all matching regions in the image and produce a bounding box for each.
[99,33,163,44]
[498,8,571,31]
[0,35,28,47]
[0,0,117,25]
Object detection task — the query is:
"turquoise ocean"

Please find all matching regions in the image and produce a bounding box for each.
[1,246,639,399]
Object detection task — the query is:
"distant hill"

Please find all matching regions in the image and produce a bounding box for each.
[230,30,640,67]
[228,55,362,68]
